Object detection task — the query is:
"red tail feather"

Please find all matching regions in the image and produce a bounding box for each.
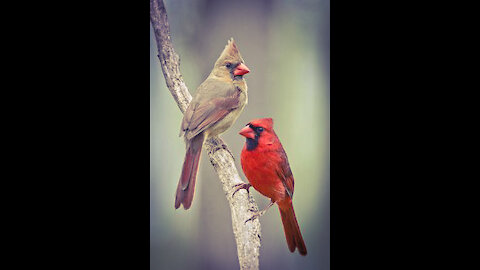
[279,201,307,256]
[175,133,204,209]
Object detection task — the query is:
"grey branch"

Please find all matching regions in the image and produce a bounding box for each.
[150,0,261,269]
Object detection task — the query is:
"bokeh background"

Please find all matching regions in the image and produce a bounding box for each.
[150,0,329,269]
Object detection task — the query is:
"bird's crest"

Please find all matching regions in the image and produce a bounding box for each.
[217,37,243,64]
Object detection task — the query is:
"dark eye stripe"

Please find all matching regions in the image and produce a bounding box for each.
[247,124,263,135]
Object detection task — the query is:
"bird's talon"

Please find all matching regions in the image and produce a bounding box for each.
[245,214,259,224]
[221,144,235,160]
[232,183,251,198]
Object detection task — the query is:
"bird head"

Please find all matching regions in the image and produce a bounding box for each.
[239,118,275,151]
[213,38,250,79]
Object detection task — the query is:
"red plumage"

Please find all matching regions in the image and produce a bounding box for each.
[239,118,307,256]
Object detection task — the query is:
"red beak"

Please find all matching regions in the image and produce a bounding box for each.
[239,125,255,139]
[234,63,250,76]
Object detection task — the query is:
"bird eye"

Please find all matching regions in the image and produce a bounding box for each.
[226,63,232,68]
[257,127,264,132]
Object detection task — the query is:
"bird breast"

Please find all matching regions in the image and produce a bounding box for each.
[241,148,287,201]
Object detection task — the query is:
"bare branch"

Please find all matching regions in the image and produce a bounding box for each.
[150,1,261,269]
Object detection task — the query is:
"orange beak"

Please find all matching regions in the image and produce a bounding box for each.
[239,125,255,139]
[234,63,250,76]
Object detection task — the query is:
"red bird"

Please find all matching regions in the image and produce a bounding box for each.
[236,118,307,256]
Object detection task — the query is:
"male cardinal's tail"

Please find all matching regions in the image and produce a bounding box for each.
[279,200,307,256]
[175,133,205,210]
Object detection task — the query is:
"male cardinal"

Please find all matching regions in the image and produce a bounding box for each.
[175,38,250,210]
[236,118,307,255]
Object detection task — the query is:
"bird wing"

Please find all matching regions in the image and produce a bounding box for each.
[275,147,295,198]
[180,79,240,140]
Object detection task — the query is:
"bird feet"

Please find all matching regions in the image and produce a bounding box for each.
[244,211,263,224]
[244,201,275,224]
[222,143,235,160]
[232,183,252,197]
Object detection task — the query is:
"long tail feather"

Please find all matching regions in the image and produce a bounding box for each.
[175,133,204,210]
[279,201,307,256]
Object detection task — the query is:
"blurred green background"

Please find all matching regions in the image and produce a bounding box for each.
[150,0,329,269]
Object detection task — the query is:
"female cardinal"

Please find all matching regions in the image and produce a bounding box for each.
[175,38,250,210]
[236,118,307,255]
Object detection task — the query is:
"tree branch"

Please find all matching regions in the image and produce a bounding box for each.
[150,1,261,269]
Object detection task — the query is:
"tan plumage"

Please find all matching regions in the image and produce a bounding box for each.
[175,38,250,210]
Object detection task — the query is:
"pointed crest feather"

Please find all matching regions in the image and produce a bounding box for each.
[216,37,243,64]
[227,37,237,50]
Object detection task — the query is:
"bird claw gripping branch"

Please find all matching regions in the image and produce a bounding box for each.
[245,201,274,224]
[232,182,252,198]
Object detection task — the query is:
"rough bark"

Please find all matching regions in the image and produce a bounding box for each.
[150,1,261,269]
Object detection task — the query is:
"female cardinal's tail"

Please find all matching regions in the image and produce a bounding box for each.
[175,133,205,210]
[279,200,307,255]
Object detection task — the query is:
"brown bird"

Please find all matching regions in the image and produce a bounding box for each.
[175,38,250,210]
